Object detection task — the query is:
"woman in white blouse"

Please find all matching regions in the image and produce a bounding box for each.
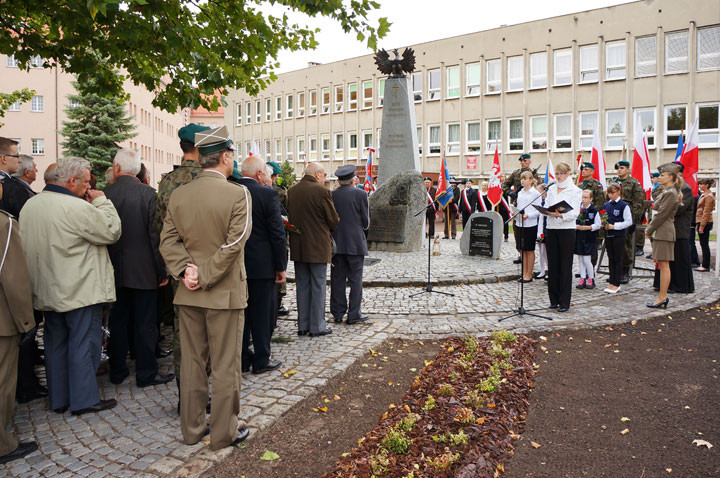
[543,162,582,312]
[514,172,542,282]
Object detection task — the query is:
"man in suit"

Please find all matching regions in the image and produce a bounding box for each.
[287,162,339,337]
[229,156,286,375]
[10,155,37,212]
[104,148,174,388]
[0,173,38,464]
[424,177,437,237]
[459,179,477,228]
[330,165,369,325]
[159,125,250,450]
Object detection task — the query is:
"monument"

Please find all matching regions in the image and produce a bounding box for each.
[459,211,504,259]
[367,171,425,253]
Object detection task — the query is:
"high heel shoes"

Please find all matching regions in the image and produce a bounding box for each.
[646,298,669,309]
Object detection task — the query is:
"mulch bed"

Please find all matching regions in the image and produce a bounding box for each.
[324,332,536,477]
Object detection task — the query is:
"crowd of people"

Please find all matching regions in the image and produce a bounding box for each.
[0,124,371,462]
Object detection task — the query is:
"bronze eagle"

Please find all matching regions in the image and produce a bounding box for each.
[374,48,416,77]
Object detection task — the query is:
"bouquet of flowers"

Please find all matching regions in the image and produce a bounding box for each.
[282,217,302,235]
[599,209,609,228]
[537,232,545,244]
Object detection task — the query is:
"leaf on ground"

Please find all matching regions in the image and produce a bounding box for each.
[283,369,297,378]
[693,439,713,449]
[631,320,638,326]
[620,417,631,422]
[333,395,341,400]
[369,348,377,357]
[260,450,280,461]
[410,367,417,372]
[530,441,542,448]
[396,349,403,353]
[539,336,548,342]
[318,406,328,412]
[584,339,592,343]
[620,428,630,435]
[666,468,672,473]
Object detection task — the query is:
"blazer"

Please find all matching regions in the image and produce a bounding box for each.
[105,175,165,290]
[160,171,252,310]
[287,175,339,264]
[231,176,287,280]
[332,184,369,256]
[426,187,437,213]
[0,211,34,336]
[696,192,715,228]
[673,183,695,240]
[0,174,35,218]
[459,187,477,215]
[646,186,680,242]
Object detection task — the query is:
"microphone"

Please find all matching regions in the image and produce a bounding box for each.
[544,181,556,188]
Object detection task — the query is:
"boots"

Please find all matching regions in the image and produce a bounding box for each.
[585,278,595,289]
[576,278,586,289]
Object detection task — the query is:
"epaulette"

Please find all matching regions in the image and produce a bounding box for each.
[0,209,15,220]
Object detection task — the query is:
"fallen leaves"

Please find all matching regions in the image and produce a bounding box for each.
[260,450,280,461]
[283,369,297,378]
[620,428,630,435]
[530,441,542,449]
[693,439,713,449]
[620,417,631,422]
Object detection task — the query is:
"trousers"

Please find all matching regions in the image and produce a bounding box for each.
[606,236,625,287]
[330,254,365,321]
[0,335,20,456]
[698,222,713,269]
[295,262,329,334]
[242,279,276,371]
[546,229,576,309]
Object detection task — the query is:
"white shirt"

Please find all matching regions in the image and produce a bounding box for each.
[545,182,582,230]
[515,187,542,227]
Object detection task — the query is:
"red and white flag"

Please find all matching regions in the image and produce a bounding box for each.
[364,148,375,192]
[248,138,260,157]
[486,147,503,206]
[631,117,652,200]
[590,129,607,188]
[680,117,699,195]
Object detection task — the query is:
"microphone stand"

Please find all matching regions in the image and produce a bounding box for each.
[410,186,458,298]
[499,188,553,322]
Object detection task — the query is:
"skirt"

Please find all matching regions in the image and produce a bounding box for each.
[574,230,598,256]
[516,225,538,251]
[652,239,675,262]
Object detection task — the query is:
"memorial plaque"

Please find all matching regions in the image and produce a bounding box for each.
[367,205,407,243]
[469,216,493,256]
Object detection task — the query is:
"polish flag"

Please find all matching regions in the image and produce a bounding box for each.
[680,117,699,195]
[544,157,555,184]
[364,148,375,192]
[590,129,607,188]
[631,118,652,200]
[486,147,503,206]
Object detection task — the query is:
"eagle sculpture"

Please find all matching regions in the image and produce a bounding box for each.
[374,48,416,78]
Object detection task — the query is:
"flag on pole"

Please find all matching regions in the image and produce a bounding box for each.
[364,148,375,192]
[590,129,607,188]
[680,118,699,195]
[248,138,260,157]
[435,156,453,208]
[486,147,503,206]
[631,117,652,200]
[675,130,685,162]
[544,157,555,184]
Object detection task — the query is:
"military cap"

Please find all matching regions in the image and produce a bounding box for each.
[266,161,282,175]
[518,153,531,160]
[335,164,357,181]
[581,162,595,170]
[231,160,242,180]
[658,162,682,174]
[652,171,660,178]
[614,160,630,169]
[195,125,235,155]
[178,123,211,143]
[423,176,432,181]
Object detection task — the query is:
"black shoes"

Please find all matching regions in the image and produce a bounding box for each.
[619,274,629,284]
[71,399,118,416]
[333,317,344,324]
[110,372,129,385]
[252,360,282,375]
[347,316,369,325]
[549,304,559,309]
[138,373,175,388]
[297,330,309,336]
[16,385,48,404]
[156,348,172,358]
[231,427,250,446]
[557,307,569,312]
[647,298,669,309]
[0,441,38,464]
[309,328,333,337]
[277,305,290,316]
[513,257,522,264]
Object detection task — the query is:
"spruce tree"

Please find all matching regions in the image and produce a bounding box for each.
[60,75,136,187]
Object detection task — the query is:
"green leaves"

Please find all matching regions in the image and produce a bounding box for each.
[0,89,35,127]
[260,450,280,461]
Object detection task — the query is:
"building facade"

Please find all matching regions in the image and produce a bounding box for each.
[0,58,188,188]
[224,0,720,179]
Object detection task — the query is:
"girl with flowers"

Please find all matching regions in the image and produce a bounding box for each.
[575,190,601,289]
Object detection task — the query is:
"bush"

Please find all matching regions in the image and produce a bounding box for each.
[381,427,412,455]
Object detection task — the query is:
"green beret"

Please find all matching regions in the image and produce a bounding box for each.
[231,160,242,180]
[652,172,660,178]
[615,160,630,169]
[581,162,595,170]
[178,123,211,143]
[266,161,282,175]
[519,153,531,160]
[195,125,235,155]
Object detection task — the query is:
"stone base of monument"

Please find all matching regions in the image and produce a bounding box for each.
[459,211,504,259]
[367,171,425,253]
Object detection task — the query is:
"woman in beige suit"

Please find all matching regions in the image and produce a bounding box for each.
[695,178,715,272]
[645,165,682,308]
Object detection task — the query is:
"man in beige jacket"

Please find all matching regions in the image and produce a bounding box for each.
[160,126,251,450]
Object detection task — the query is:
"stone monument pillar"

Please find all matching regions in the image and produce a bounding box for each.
[378,76,421,186]
[367,171,425,253]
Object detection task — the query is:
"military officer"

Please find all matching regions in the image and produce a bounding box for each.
[159,125,251,450]
[578,162,605,210]
[330,165,370,325]
[267,161,290,318]
[610,160,644,283]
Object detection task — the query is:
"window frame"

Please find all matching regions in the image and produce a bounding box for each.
[309,89,317,116]
[31,95,44,113]
[553,114,573,152]
[634,108,657,149]
[297,136,306,162]
[635,35,657,78]
[29,55,42,68]
[264,140,272,160]
[6,54,19,68]
[347,83,357,111]
[696,102,720,148]
[275,138,282,160]
[530,52,547,89]
[286,94,294,119]
[321,133,331,160]
[486,59,501,94]
[334,132,344,159]
[446,122,460,155]
[308,135,317,161]
[377,78,385,107]
[665,30,689,75]
[8,100,21,112]
[466,62,481,97]
[664,105,687,148]
[348,131,358,159]
[530,116,548,152]
[506,56,524,92]
[275,97,282,121]
[605,109,626,150]
[579,44,599,84]
[553,48,572,86]
[417,126,423,156]
[605,40,627,81]
[428,124,441,156]
[296,92,305,118]
[236,103,242,125]
[465,121,482,154]
[427,69,441,101]
[362,80,373,109]
[255,100,261,123]
[362,130,373,150]
[507,117,524,152]
[579,111,598,151]
[697,25,720,72]
[446,65,460,99]
[31,138,44,155]
[412,72,423,102]
[486,119,502,154]
[321,87,330,114]
[286,137,293,161]
[245,102,252,124]
[265,98,272,121]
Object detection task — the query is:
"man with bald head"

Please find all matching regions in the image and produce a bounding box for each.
[229,156,286,374]
[287,163,339,337]
[44,163,58,185]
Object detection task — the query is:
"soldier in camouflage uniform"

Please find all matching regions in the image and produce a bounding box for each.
[152,123,209,410]
[502,154,539,261]
[610,160,644,283]
[267,161,290,319]
[578,162,605,265]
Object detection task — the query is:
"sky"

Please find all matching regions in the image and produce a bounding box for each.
[268,0,635,74]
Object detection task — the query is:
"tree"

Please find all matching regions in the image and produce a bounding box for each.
[60,75,136,187]
[0,0,390,116]
[0,89,34,127]
[277,160,298,189]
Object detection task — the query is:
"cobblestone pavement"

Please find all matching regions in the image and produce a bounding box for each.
[3,239,718,477]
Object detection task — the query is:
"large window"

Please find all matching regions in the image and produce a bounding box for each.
[446,66,460,98]
[634,108,656,147]
[446,123,460,154]
[579,112,598,150]
[286,95,293,118]
[334,132,344,160]
[508,118,524,151]
[554,49,572,86]
[286,137,293,161]
[31,138,44,155]
[698,26,720,71]
[466,122,482,153]
[275,96,282,120]
[309,89,317,116]
[297,136,306,162]
[486,119,501,153]
[665,30,689,74]
[265,140,271,160]
[246,102,251,124]
[348,83,357,110]
[697,103,720,147]
[236,103,242,125]
[348,132,358,159]
[486,59,501,93]
[530,52,547,89]
[554,114,572,151]
[635,35,657,77]
[266,98,272,121]
[506,56,523,92]
[605,40,626,80]
[417,126,422,156]
[309,135,317,161]
[334,85,343,113]
[362,80,372,108]
[606,109,626,149]
[579,44,598,83]
[466,63,481,96]
[256,100,261,123]
[377,79,385,107]
[6,54,19,67]
[321,134,330,160]
[664,105,686,147]
[530,116,548,151]
[428,125,441,155]
[321,87,330,114]
[275,139,282,159]
[412,72,422,102]
[31,95,44,112]
[363,130,373,150]
[428,69,441,100]
[297,93,305,118]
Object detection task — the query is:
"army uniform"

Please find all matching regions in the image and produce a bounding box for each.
[578,178,605,211]
[611,175,644,271]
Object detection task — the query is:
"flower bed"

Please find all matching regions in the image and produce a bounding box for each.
[323,332,537,478]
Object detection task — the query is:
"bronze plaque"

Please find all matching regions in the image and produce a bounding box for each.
[368,205,407,243]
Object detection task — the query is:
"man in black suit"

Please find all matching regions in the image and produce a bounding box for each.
[330,165,370,325]
[104,148,174,388]
[231,156,286,374]
[458,179,477,228]
[424,177,437,238]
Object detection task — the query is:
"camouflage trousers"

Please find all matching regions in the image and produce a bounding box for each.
[623,229,635,269]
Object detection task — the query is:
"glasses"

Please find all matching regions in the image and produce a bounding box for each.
[2,154,20,158]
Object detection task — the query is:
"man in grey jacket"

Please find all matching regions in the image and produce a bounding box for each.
[330,165,370,325]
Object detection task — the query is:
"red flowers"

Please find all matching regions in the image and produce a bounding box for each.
[599,209,607,214]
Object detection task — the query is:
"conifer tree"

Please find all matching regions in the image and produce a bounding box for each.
[60,75,136,187]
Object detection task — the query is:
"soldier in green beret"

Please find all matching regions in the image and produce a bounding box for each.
[266,161,290,318]
[578,162,605,210]
[610,160,644,283]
